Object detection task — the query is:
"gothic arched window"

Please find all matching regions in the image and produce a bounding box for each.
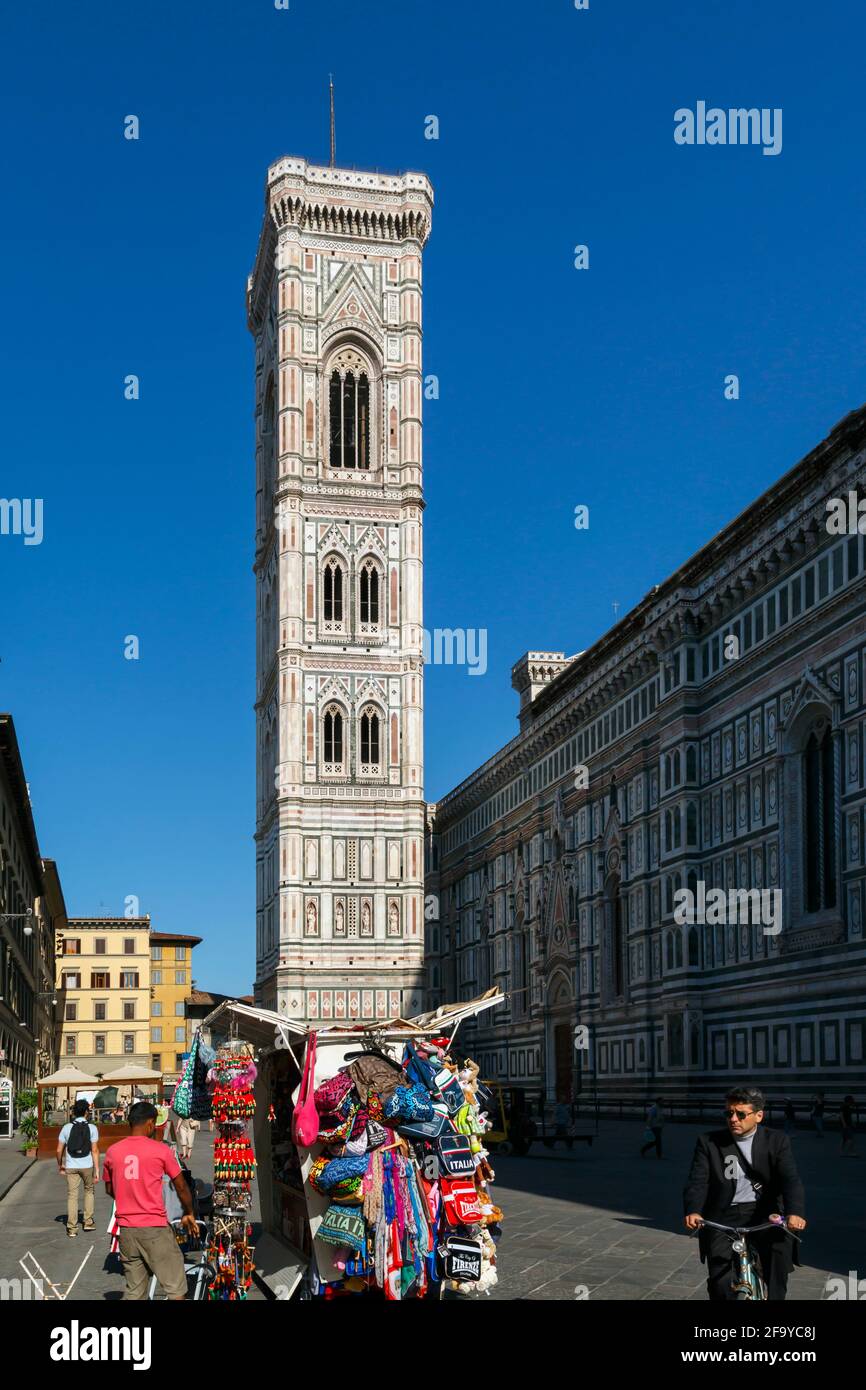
[688,926,699,967]
[359,706,381,773]
[329,369,370,470]
[804,727,837,913]
[323,556,344,628]
[359,559,381,629]
[323,704,345,775]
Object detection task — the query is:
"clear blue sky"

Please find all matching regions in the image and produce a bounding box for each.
[1,1,864,996]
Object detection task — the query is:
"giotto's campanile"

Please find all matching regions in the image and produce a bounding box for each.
[248,156,432,1022]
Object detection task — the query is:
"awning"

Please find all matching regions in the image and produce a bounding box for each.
[199,988,503,1053]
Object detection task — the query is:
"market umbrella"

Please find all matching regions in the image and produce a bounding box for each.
[99,1063,163,1083]
[37,1065,101,1086]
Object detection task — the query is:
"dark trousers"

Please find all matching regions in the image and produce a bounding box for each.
[641,1126,662,1157]
[704,1202,792,1301]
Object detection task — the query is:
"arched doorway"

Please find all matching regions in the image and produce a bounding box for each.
[604,871,625,1003]
[546,973,574,1104]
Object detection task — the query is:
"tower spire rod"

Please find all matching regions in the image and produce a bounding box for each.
[329,74,336,168]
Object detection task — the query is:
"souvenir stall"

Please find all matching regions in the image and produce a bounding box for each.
[199,990,504,1300]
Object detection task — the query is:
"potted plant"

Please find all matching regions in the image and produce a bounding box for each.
[15,1089,39,1157]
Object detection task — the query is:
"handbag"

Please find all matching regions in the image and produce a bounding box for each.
[438,1234,482,1282]
[291,1032,319,1148]
[437,1132,477,1177]
[174,1031,213,1120]
[396,1111,452,1142]
[404,1042,466,1115]
[384,1083,434,1123]
[642,1128,655,1144]
[317,1104,358,1145]
[440,1178,483,1226]
[346,1051,405,1100]
[314,1072,355,1115]
[317,1202,366,1254]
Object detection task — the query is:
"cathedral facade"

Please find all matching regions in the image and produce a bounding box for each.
[425,406,866,1107]
[249,157,432,1021]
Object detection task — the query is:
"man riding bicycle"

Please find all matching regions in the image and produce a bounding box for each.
[683,1085,806,1301]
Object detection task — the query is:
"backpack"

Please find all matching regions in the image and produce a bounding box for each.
[66,1118,92,1159]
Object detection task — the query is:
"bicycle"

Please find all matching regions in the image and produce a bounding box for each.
[146,1219,216,1301]
[696,1217,802,1301]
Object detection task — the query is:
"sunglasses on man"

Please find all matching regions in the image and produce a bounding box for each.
[725,1107,757,1120]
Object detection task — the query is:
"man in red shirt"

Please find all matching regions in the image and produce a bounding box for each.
[102,1100,197,1300]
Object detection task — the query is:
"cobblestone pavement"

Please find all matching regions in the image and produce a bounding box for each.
[485,1120,864,1301]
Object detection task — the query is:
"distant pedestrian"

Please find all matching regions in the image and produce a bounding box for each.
[175,1115,200,1161]
[783,1098,796,1136]
[839,1095,859,1157]
[640,1096,665,1158]
[810,1092,826,1139]
[102,1101,197,1301]
[553,1098,573,1150]
[57,1100,99,1238]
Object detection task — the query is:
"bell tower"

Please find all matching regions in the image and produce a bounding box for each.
[248,156,433,1022]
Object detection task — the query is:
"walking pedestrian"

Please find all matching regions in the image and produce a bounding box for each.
[102,1101,197,1300]
[175,1115,199,1161]
[640,1096,665,1158]
[810,1091,826,1139]
[57,1100,99,1237]
[839,1095,859,1156]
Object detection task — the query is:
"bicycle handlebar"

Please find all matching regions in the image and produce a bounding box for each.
[696,1218,802,1243]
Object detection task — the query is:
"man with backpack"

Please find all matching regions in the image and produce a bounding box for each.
[57,1099,100,1237]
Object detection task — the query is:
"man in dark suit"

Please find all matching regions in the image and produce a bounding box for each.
[683,1086,806,1300]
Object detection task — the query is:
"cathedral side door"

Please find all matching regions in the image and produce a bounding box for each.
[553,1022,573,1101]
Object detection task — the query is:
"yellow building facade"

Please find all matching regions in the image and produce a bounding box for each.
[149,930,201,1083]
[56,918,151,1074]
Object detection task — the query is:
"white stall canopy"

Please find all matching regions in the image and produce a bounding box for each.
[199,988,503,1056]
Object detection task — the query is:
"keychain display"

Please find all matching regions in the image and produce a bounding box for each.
[207,1225,255,1301]
[207,1040,259,1299]
[213,1134,257,1183]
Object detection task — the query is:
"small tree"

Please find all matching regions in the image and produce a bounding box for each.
[15,1091,39,1152]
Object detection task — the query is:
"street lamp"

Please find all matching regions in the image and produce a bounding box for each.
[1,908,34,935]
